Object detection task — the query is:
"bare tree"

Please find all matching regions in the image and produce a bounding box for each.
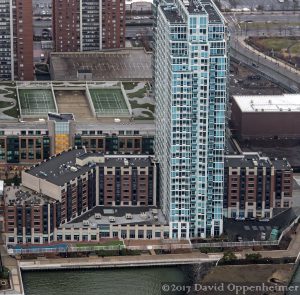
[229,0,237,9]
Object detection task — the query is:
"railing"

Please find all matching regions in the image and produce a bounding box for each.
[7,245,126,255]
[68,245,126,252]
[126,244,190,251]
[192,240,278,248]
[277,215,300,244]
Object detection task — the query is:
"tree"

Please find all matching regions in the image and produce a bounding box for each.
[222,251,237,262]
[214,0,222,10]
[245,253,262,262]
[257,5,264,11]
[229,0,237,9]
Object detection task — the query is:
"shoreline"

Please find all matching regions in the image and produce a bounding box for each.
[18,253,218,271]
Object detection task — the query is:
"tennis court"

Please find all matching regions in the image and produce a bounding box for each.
[89,88,130,116]
[18,89,57,116]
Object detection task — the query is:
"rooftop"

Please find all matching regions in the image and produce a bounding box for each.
[186,0,206,14]
[64,206,167,227]
[161,5,184,23]
[5,186,56,206]
[26,149,89,186]
[202,0,222,23]
[26,149,156,186]
[225,152,292,170]
[50,48,152,81]
[233,94,300,113]
[48,113,74,122]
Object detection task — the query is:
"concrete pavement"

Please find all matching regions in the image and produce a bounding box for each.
[241,224,300,259]
[19,252,217,271]
[230,41,300,92]
[0,246,24,295]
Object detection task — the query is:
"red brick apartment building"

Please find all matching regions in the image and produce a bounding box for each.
[224,153,293,219]
[0,0,34,80]
[53,0,126,52]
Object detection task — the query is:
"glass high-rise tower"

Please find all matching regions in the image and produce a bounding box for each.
[154,0,229,239]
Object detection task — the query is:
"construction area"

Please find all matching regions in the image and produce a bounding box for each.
[229,59,288,97]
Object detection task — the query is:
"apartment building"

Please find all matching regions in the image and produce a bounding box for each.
[154,0,229,238]
[3,149,159,244]
[53,0,126,52]
[0,113,154,167]
[224,153,293,219]
[0,0,34,80]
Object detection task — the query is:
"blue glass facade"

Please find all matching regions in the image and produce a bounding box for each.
[155,0,229,238]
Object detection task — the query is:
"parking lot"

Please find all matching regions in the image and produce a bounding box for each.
[224,207,300,241]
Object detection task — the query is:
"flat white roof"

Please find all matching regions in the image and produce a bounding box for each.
[233,94,300,113]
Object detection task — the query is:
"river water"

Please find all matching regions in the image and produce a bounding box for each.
[288,264,300,295]
[22,267,189,295]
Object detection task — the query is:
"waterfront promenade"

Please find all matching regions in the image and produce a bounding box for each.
[1,224,300,294]
[0,245,23,295]
[18,252,219,271]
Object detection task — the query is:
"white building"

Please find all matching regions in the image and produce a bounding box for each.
[154,0,229,238]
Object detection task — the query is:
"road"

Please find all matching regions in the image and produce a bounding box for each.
[220,0,300,11]
[231,40,300,92]
[225,11,300,22]
[126,25,153,38]
[226,12,300,92]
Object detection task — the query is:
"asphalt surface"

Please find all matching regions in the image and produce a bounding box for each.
[230,41,300,92]
[226,11,300,92]
[221,0,300,11]
[224,207,300,241]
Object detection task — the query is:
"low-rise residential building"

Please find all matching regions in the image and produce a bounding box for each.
[224,152,293,219]
[3,149,160,244]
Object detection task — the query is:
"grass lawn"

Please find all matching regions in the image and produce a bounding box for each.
[290,42,300,54]
[129,100,155,113]
[0,101,13,109]
[257,38,297,52]
[75,240,124,248]
[251,37,300,55]
[127,86,148,98]
[136,110,154,120]
[4,107,19,118]
[122,82,138,90]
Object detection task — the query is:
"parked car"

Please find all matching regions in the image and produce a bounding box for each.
[235,217,245,221]
[259,218,270,222]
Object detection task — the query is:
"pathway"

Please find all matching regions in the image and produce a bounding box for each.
[0,245,23,295]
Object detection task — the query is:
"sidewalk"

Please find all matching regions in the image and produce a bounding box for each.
[237,36,300,76]
[0,245,23,295]
[241,224,300,259]
[19,252,214,270]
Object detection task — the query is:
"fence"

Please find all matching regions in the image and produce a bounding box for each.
[7,244,126,256]
[192,240,278,249]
